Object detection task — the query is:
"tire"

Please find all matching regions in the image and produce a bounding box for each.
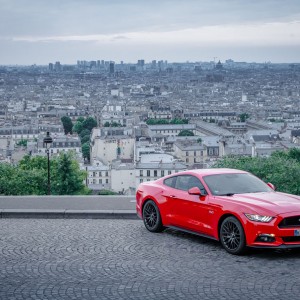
[142,200,164,233]
[220,216,246,255]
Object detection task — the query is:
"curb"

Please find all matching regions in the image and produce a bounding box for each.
[0,209,139,220]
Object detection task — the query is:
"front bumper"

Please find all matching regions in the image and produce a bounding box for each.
[244,211,300,249]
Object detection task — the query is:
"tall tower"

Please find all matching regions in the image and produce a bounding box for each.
[109,62,115,74]
[54,61,61,71]
[216,60,223,70]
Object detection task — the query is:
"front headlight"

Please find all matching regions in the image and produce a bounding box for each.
[244,213,274,223]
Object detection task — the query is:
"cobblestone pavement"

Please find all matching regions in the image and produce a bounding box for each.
[0,219,300,300]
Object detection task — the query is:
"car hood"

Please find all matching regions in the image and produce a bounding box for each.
[215,192,300,215]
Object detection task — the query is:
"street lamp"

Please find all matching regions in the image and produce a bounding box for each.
[43,132,53,195]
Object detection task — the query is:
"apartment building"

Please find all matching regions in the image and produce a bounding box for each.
[174,140,207,165]
[90,128,135,164]
[148,124,196,137]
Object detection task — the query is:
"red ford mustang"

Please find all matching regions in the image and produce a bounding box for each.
[136,168,300,254]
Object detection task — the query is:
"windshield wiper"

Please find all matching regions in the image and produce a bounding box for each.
[218,193,235,196]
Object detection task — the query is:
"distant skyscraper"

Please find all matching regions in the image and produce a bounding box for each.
[137,59,145,67]
[54,61,61,72]
[109,62,115,74]
[48,63,54,71]
[158,60,164,70]
[151,60,157,69]
[90,61,97,69]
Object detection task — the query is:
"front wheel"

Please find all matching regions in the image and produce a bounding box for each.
[143,200,164,232]
[220,216,246,255]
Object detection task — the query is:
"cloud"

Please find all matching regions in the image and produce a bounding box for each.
[110,35,130,42]
[1,0,300,37]
[1,0,300,64]
[12,21,300,47]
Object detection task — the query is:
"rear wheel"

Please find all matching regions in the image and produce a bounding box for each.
[143,200,164,232]
[220,216,246,255]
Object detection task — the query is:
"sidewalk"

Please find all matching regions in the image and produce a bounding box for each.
[0,196,138,219]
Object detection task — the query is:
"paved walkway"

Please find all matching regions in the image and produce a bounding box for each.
[1,219,300,299]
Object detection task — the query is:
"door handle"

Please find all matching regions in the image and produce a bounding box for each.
[169,195,176,198]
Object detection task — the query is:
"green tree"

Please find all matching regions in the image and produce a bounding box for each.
[82,142,90,161]
[19,155,48,171]
[197,137,202,144]
[98,189,118,195]
[170,118,189,124]
[104,121,110,127]
[18,155,49,195]
[16,139,28,147]
[52,152,88,195]
[239,113,250,122]
[61,116,73,134]
[18,169,48,195]
[0,154,91,195]
[73,121,83,134]
[82,117,97,131]
[0,163,17,195]
[146,118,169,125]
[77,117,85,123]
[157,119,169,124]
[81,135,90,144]
[288,148,300,162]
[1,158,48,195]
[213,153,300,195]
[274,148,300,163]
[146,119,156,125]
[178,130,194,136]
[79,129,91,139]
[111,121,122,127]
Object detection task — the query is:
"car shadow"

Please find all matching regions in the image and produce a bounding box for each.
[247,247,300,258]
[163,227,220,248]
[163,227,300,258]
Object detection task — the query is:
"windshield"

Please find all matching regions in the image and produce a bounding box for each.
[203,173,272,196]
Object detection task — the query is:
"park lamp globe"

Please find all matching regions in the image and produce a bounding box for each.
[43,132,53,149]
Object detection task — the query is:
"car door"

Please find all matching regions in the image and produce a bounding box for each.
[169,175,213,235]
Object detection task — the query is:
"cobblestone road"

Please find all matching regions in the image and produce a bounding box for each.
[0,219,300,300]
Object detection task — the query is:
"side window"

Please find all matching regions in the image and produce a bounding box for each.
[188,176,207,195]
[175,175,207,194]
[164,176,176,188]
[174,176,190,191]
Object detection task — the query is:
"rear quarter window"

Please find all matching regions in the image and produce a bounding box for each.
[164,176,176,188]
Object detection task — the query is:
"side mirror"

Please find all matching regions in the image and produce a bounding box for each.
[188,187,202,195]
[267,182,276,190]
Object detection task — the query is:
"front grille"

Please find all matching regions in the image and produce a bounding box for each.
[278,216,300,228]
[282,236,300,243]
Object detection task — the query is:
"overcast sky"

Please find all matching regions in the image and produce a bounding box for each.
[1,0,300,65]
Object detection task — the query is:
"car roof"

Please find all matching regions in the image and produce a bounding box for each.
[173,168,248,177]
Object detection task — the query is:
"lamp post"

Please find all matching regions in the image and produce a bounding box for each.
[43,132,53,195]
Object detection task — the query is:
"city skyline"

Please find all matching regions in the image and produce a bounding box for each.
[0,0,300,64]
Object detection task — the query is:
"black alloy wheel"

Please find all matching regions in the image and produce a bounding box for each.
[220,216,246,255]
[143,200,164,232]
